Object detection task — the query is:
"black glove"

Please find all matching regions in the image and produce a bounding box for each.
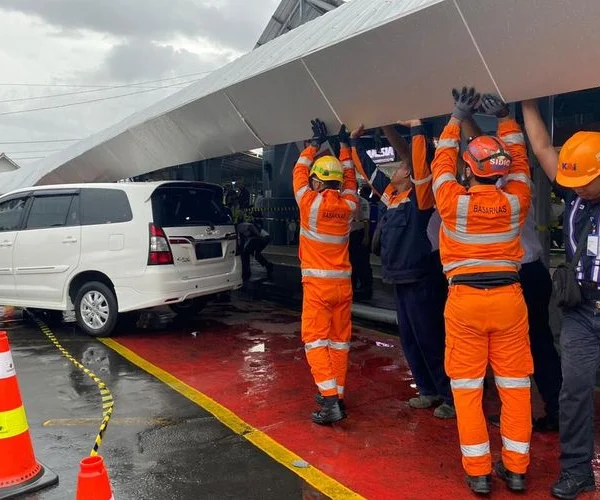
[310,119,328,147]
[479,93,509,118]
[338,124,350,144]
[451,86,480,121]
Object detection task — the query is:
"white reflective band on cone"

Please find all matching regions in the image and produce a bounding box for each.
[0,350,15,380]
[495,376,531,389]
[502,436,530,454]
[461,441,490,457]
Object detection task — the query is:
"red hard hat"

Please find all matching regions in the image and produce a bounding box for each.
[462,135,512,178]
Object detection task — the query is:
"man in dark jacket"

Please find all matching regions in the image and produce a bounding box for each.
[237,219,273,282]
[351,121,454,419]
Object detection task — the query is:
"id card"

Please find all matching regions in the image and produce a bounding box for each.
[587,234,599,257]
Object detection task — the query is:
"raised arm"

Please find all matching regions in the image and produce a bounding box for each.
[479,94,531,224]
[338,124,358,205]
[350,125,390,197]
[430,87,479,217]
[294,118,329,209]
[381,124,411,166]
[522,99,558,182]
[400,119,434,210]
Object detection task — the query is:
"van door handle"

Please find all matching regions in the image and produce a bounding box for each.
[62,237,78,243]
[0,241,12,247]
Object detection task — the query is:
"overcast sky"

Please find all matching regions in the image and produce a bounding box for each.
[0,0,280,164]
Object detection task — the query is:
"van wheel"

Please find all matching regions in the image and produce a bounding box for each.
[75,282,118,337]
[169,298,206,318]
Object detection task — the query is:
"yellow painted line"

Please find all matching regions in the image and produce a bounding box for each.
[43,417,175,427]
[101,338,363,500]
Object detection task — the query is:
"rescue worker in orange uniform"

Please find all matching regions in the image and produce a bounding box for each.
[432,88,534,494]
[351,120,454,419]
[293,118,358,425]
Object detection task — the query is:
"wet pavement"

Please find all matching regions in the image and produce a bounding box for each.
[4,317,308,500]
[5,298,600,499]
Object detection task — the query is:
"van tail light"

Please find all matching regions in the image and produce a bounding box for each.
[225,232,240,256]
[148,223,174,265]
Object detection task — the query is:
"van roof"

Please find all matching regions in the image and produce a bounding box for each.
[3,180,223,198]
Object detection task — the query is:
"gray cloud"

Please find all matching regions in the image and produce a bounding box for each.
[95,40,221,82]
[0,0,279,52]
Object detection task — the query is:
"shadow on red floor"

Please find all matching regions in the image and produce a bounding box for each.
[113,300,600,499]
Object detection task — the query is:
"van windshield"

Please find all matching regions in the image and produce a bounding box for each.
[151,186,232,227]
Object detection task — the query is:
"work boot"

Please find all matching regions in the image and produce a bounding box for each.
[495,461,526,492]
[465,474,492,495]
[533,413,559,433]
[551,471,595,499]
[311,397,344,425]
[408,394,441,409]
[315,393,347,416]
[433,403,456,419]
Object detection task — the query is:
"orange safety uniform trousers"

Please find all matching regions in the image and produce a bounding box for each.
[301,280,353,398]
[445,283,533,476]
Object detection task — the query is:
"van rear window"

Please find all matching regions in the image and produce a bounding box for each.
[151,186,231,228]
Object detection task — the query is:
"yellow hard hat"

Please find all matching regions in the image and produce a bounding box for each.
[309,155,343,183]
[556,131,600,188]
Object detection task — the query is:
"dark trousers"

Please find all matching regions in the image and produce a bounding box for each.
[519,259,562,416]
[559,303,600,475]
[241,237,270,280]
[394,269,453,405]
[349,229,373,292]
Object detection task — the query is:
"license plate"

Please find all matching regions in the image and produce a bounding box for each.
[195,242,222,260]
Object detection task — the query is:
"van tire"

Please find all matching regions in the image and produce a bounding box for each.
[169,298,206,318]
[75,281,118,337]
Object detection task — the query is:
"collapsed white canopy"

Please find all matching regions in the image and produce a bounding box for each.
[3,0,600,193]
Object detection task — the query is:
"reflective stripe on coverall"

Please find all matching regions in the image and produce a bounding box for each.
[293,144,357,398]
[431,118,534,476]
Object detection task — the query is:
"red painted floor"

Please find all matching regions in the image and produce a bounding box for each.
[115,301,600,499]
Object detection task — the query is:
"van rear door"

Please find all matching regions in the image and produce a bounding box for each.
[150,183,237,280]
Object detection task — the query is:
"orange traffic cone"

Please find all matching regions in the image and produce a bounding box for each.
[0,331,58,498]
[76,456,113,500]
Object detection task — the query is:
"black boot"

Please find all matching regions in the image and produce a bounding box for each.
[311,396,344,425]
[465,474,491,495]
[495,461,526,492]
[315,393,347,417]
[551,471,595,499]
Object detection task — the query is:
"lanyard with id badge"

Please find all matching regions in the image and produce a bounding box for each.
[587,218,600,260]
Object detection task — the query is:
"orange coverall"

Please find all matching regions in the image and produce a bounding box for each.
[293,145,358,399]
[431,118,534,476]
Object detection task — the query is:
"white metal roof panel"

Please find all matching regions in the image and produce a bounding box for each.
[3,0,600,193]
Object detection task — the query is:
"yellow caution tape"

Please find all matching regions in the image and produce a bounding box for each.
[35,320,114,457]
[0,405,28,440]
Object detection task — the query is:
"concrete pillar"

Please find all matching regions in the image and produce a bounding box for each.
[262,142,301,198]
[198,158,223,185]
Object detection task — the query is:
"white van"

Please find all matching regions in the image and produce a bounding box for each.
[0,181,242,337]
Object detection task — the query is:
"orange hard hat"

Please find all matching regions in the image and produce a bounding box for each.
[556,131,600,188]
[462,135,512,178]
